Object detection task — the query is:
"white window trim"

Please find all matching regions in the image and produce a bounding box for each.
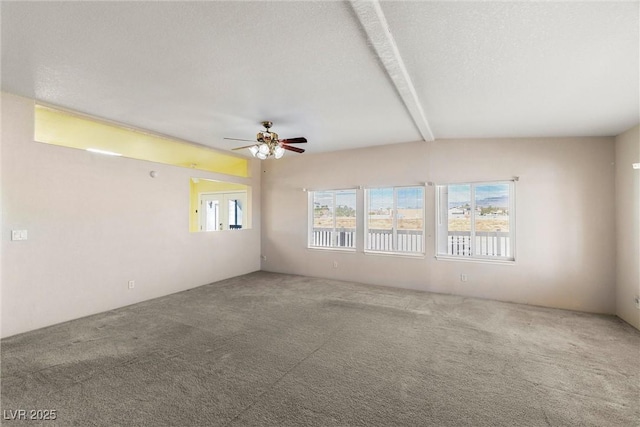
[434,255,516,265]
[308,189,357,251]
[364,185,426,256]
[435,180,516,263]
[365,251,426,259]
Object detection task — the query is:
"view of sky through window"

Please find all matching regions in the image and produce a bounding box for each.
[448,183,509,208]
[368,187,423,210]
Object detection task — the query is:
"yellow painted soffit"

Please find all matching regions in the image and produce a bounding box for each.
[34,105,248,178]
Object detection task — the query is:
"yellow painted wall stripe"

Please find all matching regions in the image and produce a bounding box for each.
[34,105,248,177]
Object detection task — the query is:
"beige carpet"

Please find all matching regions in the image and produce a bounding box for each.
[2,271,639,426]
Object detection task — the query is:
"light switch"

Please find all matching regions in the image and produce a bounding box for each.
[11,230,28,241]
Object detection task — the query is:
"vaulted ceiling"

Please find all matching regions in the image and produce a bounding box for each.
[2,1,638,156]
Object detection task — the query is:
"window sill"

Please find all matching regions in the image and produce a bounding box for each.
[307,246,356,253]
[364,250,425,259]
[435,255,515,265]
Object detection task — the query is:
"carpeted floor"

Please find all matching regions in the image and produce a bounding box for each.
[2,271,639,426]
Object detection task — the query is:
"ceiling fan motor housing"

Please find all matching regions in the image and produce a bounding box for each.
[257,131,278,144]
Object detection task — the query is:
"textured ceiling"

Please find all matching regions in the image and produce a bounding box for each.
[2,1,638,156]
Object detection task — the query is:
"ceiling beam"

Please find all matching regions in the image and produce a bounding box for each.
[349,0,434,142]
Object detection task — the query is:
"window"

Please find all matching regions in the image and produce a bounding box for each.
[309,189,356,250]
[365,186,424,254]
[436,181,515,261]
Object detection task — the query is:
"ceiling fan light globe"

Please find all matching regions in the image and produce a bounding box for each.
[248,145,259,157]
[258,143,270,155]
[274,146,285,159]
[256,152,267,160]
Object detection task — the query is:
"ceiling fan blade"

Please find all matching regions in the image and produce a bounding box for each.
[283,145,305,153]
[224,137,256,143]
[279,137,307,144]
[231,144,257,151]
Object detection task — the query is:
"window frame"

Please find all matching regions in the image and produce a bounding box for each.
[307,188,357,251]
[364,185,426,256]
[435,180,516,263]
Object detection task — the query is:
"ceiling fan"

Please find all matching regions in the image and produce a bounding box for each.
[225,121,307,159]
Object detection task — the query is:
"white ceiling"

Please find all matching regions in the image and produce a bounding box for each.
[2,1,638,156]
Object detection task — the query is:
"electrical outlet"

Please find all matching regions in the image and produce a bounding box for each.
[11,230,28,241]
[460,273,468,282]
[128,280,135,289]
[333,261,338,268]
[634,295,640,309]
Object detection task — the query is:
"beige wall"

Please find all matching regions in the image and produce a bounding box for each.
[615,125,640,328]
[1,93,261,338]
[2,90,630,336]
[262,136,617,314]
